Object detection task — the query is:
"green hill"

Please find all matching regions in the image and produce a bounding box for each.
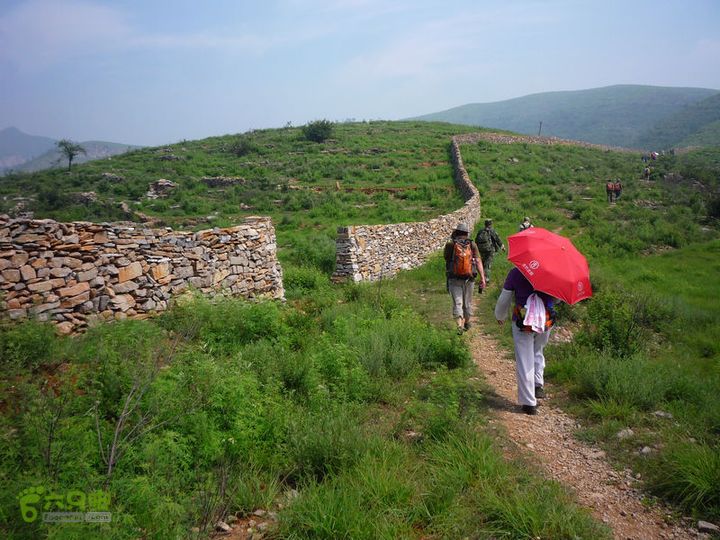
[412,85,718,149]
[634,92,720,150]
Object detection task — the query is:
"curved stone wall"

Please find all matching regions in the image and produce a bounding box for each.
[0,215,284,333]
[332,136,481,282]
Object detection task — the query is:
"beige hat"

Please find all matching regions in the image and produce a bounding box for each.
[455,223,469,233]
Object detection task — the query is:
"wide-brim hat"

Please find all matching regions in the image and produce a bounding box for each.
[454,223,470,233]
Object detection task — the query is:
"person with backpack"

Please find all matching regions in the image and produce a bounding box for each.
[614,179,623,200]
[494,267,558,415]
[519,216,533,231]
[606,180,615,203]
[444,223,485,334]
[475,219,505,285]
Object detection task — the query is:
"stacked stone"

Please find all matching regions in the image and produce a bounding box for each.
[201,176,246,188]
[332,136,481,283]
[0,215,284,334]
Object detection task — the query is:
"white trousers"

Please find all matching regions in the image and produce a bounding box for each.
[448,277,474,321]
[511,324,551,406]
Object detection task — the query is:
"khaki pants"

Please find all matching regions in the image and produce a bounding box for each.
[448,277,474,321]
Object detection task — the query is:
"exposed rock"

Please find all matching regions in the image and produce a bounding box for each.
[617,428,635,440]
[215,521,232,532]
[698,521,719,534]
[146,179,178,199]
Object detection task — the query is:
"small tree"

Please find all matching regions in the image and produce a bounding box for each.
[302,120,333,143]
[56,139,86,170]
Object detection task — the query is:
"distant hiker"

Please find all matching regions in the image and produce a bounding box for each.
[614,179,623,200]
[444,223,485,334]
[642,154,649,163]
[518,216,533,231]
[606,180,615,203]
[651,151,659,160]
[475,219,505,285]
[643,167,651,180]
[494,268,558,415]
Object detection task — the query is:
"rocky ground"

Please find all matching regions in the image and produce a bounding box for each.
[468,311,710,540]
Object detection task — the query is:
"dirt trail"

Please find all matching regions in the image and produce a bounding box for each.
[469,315,704,540]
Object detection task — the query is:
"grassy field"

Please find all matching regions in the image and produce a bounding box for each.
[1,121,719,537]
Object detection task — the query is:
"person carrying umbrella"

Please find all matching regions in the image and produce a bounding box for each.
[494,228,592,415]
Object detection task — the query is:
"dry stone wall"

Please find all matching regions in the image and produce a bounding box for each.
[332,136,480,282]
[0,215,284,333]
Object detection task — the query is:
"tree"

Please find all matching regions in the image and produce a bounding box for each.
[56,139,86,170]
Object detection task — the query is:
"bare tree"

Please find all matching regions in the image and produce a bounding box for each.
[56,139,86,170]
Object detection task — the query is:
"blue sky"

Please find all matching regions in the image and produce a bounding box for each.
[1,0,719,146]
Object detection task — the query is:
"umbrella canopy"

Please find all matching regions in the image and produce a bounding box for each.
[507,227,592,305]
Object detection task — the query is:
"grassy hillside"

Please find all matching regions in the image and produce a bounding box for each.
[0,121,478,271]
[634,92,720,150]
[2,122,719,537]
[412,85,718,149]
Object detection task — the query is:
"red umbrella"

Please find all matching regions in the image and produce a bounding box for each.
[507,227,592,305]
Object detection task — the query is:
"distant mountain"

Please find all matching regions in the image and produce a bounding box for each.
[411,85,720,150]
[15,140,142,173]
[633,92,720,150]
[0,127,142,174]
[0,127,57,170]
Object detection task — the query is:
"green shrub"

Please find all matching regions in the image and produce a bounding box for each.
[302,120,334,143]
[0,320,59,373]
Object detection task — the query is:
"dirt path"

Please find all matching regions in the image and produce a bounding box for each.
[469,317,704,540]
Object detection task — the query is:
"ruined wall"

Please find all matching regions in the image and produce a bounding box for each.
[0,216,284,333]
[332,136,481,282]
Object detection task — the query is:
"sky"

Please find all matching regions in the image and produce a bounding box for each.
[1,0,719,146]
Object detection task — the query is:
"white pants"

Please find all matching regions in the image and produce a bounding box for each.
[511,324,551,406]
[448,277,474,321]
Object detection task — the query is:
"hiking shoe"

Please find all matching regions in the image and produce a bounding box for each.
[535,385,545,399]
[521,405,538,415]
[464,321,472,331]
[457,327,465,335]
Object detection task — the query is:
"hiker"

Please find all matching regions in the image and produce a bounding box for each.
[643,166,651,180]
[518,216,533,231]
[444,223,485,333]
[606,180,615,203]
[475,218,505,285]
[614,179,623,200]
[494,267,558,415]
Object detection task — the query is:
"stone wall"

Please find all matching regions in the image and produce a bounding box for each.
[332,136,480,282]
[0,215,284,333]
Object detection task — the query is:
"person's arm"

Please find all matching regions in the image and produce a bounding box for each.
[494,289,513,324]
[471,242,486,287]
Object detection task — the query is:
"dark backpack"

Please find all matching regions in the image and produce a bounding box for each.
[451,239,474,278]
[475,229,493,252]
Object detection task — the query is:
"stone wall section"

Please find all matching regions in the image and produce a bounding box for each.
[0,215,284,333]
[332,136,480,282]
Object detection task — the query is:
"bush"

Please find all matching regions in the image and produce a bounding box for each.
[0,321,59,373]
[302,120,334,143]
[229,136,258,157]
